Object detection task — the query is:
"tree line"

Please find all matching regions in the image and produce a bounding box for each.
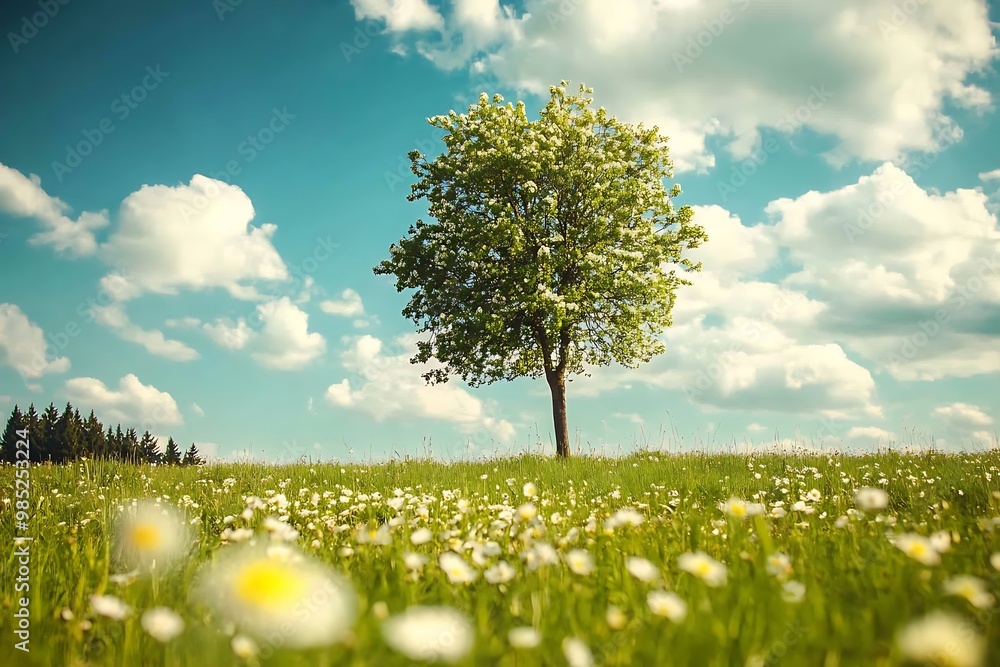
[0,402,204,465]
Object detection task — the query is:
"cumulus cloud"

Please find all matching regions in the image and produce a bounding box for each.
[0,162,109,255]
[0,303,71,379]
[354,0,998,172]
[767,161,1000,381]
[846,426,897,444]
[351,0,443,31]
[99,175,288,301]
[199,297,326,370]
[89,303,199,362]
[319,288,366,317]
[64,374,182,427]
[325,334,516,441]
[933,402,994,430]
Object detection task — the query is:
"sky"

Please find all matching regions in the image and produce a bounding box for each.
[1,0,999,462]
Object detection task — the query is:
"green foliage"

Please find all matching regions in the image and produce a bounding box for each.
[376,81,706,388]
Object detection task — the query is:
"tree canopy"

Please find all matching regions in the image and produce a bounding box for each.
[375,81,707,456]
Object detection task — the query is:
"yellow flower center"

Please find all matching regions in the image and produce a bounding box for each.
[731,505,746,517]
[130,523,162,550]
[695,562,711,577]
[235,560,306,609]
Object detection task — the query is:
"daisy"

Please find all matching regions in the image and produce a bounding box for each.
[647,591,687,622]
[439,552,478,584]
[625,557,661,583]
[90,594,130,620]
[943,576,995,609]
[192,542,357,648]
[720,497,765,518]
[563,637,594,667]
[565,549,595,576]
[678,551,727,587]
[484,560,516,584]
[509,627,541,649]
[115,501,190,572]
[141,607,184,643]
[897,611,985,667]
[854,487,888,512]
[382,606,474,663]
[893,533,941,566]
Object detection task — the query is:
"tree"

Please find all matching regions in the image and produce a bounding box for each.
[54,402,83,462]
[83,411,107,459]
[374,82,707,457]
[182,443,204,466]
[40,402,60,461]
[163,437,182,465]
[1,405,25,463]
[138,431,161,463]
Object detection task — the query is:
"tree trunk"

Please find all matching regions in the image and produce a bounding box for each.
[546,369,570,457]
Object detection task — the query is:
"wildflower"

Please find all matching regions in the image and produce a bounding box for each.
[439,552,478,584]
[231,634,259,660]
[991,553,1000,571]
[766,553,793,581]
[606,605,627,630]
[605,508,644,530]
[115,501,190,571]
[523,482,537,498]
[411,528,433,545]
[509,627,541,648]
[625,557,661,583]
[403,552,429,571]
[563,637,594,667]
[893,533,942,566]
[647,590,687,622]
[678,551,727,587]
[565,549,595,576]
[805,489,822,502]
[192,542,357,648]
[484,560,516,584]
[929,531,952,553]
[943,576,994,609]
[854,487,889,511]
[382,606,474,663]
[719,497,765,518]
[517,503,538,522]
[141,607,184,642]
[90,595,130,620]
[781,580,806,603]
[896,611,985,667]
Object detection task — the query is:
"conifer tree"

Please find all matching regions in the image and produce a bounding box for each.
[1,405,25,463]
[139,431,161,463]
[164,437,182,465]
[182,443,204,466]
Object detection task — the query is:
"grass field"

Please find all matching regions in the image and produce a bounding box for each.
[3,449,1000,666]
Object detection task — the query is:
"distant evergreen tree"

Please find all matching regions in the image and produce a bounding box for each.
[124,428,140,463]
[182,443,204,466]
[164,437,182,465]
[53,402,82,462]
[40,403,60,462]
[111,425,126,461]
[1,405,25,463]
[139,431,161,463]
[24,404,43,463]
[83,411,106,459]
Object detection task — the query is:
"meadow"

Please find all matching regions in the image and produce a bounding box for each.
[2,449,1000,666]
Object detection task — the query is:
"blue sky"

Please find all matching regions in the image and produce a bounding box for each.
[1,0,999,461]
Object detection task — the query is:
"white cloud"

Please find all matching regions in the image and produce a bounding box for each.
[64,374,182,427]
[351,0,443,32]
[933,402,994,430]
[319,288,366,317]
[846,426,896,443]
[99,175,288,301]
[0,303,71,379]
[201,298,326,370]
[746,422,766,432]
[362,0,998,172]
[612,412,644,424]
[979,168,1000,181]
[191,402,205,416]
[0,162,109,255]
[325,334,515,441]
[766,161,1000,381]
[90,303,199,362]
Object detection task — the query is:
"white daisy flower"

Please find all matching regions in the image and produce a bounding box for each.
[484,560,516,584]
[854,487,888,512]
[647,590,687,622]
[563,637,594,667]
[677,551,727,587]
[897,611,985,667]
[508,627,541,649]
[193,542,357,648]
[439,552,478,584]
[382,606,474,663]
[943,575,995,609]
[565,549,595,576]
[115,501,191,572]
[141,607,184,643]
[625,557,660,583]
[90,594,130,620]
